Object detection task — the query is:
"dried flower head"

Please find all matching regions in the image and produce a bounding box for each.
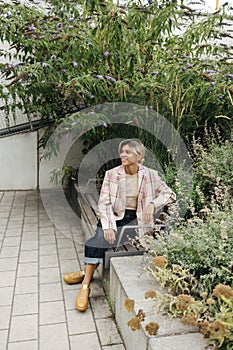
[198,320,211,338]
[176,294,193,311]
[208,320,227,338]
[136,309,146,322]
[206,298,215,305]
[145,322,159,336]
[200,292,208,298]
[127,317,141,331]
[212,284,233,299]
[152,256,168,269]
[145,290,157,299]
[124,298,135,312]
[181,312,197,326]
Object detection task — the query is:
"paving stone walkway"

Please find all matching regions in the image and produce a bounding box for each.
[0,190,125,350]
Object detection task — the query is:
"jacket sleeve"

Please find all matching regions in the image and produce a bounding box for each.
[150,171,176,213]
[97,171,117,232]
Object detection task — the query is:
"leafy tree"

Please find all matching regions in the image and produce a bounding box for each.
[0,0,232,140]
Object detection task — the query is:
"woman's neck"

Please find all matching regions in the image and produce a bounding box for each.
[124,164,139,175]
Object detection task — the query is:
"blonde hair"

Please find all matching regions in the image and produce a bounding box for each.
[118,139,145,164]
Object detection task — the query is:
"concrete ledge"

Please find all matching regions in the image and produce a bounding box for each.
[110,256,210,350]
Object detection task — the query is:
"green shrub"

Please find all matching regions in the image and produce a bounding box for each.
[142,135,233,350]
[146,204,233,292]
[191,137,233,202]
[0,1,232,140]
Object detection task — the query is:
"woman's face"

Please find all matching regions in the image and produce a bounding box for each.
[119,144,141,166]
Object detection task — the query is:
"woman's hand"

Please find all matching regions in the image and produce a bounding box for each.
[142,203,154,224]
[104,229,116,245]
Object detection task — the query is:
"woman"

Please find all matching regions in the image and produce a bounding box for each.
[63,139,175,312]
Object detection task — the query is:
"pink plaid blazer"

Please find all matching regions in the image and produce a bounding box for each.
[98,164,175,232]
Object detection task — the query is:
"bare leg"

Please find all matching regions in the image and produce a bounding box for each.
[82,263,98,286]
[76,263,98,311]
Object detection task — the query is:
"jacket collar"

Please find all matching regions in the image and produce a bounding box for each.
[116,164,145,176]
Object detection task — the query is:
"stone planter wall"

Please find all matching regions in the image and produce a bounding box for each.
[109,256,210,350]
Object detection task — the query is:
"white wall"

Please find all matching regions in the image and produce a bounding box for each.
[0,128,84,190]
[39,130,84,190]
[0,132,38,190]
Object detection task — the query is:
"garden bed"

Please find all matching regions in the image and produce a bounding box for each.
[109,255,210,350]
